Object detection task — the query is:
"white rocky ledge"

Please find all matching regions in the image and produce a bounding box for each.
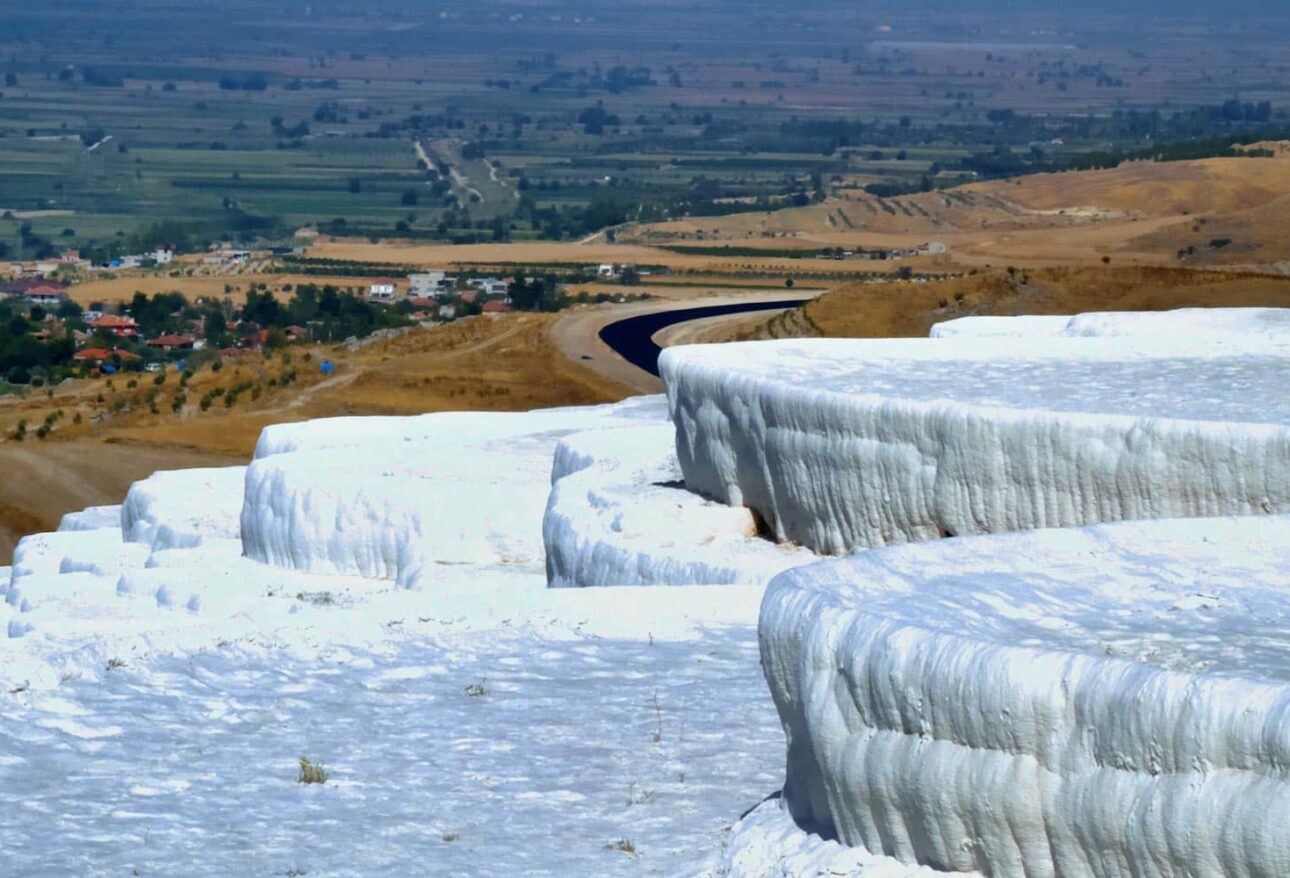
[543,425,813,587]
[662,336,1290,555]
[760,515,1290,876]
[241,398,670,586]
[931,306,1290,339]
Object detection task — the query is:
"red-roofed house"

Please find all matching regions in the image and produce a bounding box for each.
[73,348,142,364]
[24,283,67,306]
[89,314,140,338]
[146,334,196,352]
[482,300,512,314]
[4,277,67,297]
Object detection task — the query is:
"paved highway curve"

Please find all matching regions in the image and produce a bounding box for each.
[598,299,806,376]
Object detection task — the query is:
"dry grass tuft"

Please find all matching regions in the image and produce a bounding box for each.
[297,756,329,785]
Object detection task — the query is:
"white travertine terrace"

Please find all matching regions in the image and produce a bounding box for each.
[121,467,246,549]
[931,306,1290,339]
[240,399,669,586]
[661,336,1290,555]
[760,516,1290,876]
[543,424,813,587]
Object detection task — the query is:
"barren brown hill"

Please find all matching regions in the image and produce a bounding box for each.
[626,152,1290,271]
[980,155,1290,217]
[0,442,238,561]
[722,266,1290,341]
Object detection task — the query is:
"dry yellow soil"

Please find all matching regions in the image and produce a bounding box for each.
[725,265,1290,341]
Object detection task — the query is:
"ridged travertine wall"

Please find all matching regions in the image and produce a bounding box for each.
[662,337,1290,555]
[760,517,1290,876]
[543,425,813,587]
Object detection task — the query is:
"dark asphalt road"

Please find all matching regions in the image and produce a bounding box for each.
[597,299,806,376]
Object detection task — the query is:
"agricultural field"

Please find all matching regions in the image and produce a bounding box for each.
[4,1,1290,261]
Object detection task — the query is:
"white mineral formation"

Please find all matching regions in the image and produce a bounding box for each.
[760,515,1290,876]
[931,306,1290,339]
[543,424,813,587]
[241,399,669,586]
[121,466,246,549]
[661,336,1290,554]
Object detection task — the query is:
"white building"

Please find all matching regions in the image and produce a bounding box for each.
[408,271,448,298]
[368,279,399,303]
[151,248,175,265]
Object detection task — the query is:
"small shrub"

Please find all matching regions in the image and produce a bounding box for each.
[106,657,126,670]
[297,756,328,784]
[606,839,637,856]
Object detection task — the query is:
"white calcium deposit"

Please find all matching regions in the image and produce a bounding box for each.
[57,505,123,533]
[121,466,247,549]
[543,424,814,587]
[9,308,1290,874]
[241,398,668,586]
[661,336,1290,555]
[931,306,1290,339]
[760,515,1290,876]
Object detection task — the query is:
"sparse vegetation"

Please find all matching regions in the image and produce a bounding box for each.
[606,839,638,856]
[297,756,328,785]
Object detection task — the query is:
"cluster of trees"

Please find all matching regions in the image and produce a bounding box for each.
[218,73,269,91]
[506,276,567,312]
[242,284,411,341]
[0,303,74,385]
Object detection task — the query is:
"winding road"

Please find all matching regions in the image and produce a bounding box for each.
[598,299,806,377]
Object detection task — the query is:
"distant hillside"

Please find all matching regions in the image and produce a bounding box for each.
[721,266,1290,341]
[628,151,1290,272]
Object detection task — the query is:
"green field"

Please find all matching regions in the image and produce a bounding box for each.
[2,1,1289,257]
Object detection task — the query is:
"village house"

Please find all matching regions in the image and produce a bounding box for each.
[481,300,512,314]
[146,334,196,353]
[284,325,309,341]
[201,249,251,266]
[408,271,451,297]
[5,277,66,298]
[25,283,68,307]
[367,279,400,303]
[467,277,510,297]
[150,248,175,266]
[73,348,142,365]
[89,314,140,338]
